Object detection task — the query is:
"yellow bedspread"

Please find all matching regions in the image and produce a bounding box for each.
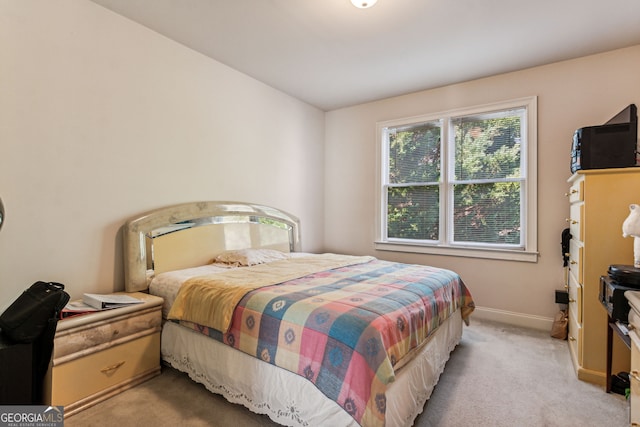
[167,253,374,333]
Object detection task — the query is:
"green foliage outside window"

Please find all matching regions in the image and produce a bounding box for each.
[386,111,524,245]
[387,122,441,240]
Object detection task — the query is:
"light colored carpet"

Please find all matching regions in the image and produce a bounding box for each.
[65,318,629,427]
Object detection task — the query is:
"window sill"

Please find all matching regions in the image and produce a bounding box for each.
[374,241,539,263]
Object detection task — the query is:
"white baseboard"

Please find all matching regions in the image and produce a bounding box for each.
[471,306,554,331]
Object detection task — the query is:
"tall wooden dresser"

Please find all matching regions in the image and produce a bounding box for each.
[566,168,640,385]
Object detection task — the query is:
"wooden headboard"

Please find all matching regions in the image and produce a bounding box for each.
[123,201,301,292]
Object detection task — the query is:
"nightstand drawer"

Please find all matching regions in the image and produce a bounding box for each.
[53,306,161,362]
[50,331,160,408]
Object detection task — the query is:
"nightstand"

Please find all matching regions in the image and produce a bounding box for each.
[43,292,163,417]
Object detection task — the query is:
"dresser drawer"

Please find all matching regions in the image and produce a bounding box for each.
[568,239,583,286]
[567,203,583,241]
[568,310,582,366]
[568,273,582,324]
[50,331,160,408]
[566,180,583,204]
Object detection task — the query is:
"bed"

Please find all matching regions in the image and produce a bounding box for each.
[123,201,474,427]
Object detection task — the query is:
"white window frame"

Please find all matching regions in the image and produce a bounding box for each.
[375,96,538,262]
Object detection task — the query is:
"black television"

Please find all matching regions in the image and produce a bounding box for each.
[571,104,638,173]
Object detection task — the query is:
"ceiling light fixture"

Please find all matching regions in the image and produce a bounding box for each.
[351,0,377,9]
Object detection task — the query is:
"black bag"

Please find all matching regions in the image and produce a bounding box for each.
[0,281,70,343]
[561,228,572,267]
[0,281,69,404]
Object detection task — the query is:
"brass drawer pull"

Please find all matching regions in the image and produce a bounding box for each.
[564,189,577,197]
[569,336,576,342]
[565,218,578,225]
[568,298,576,303]
[632,370,640,382]
[570,260,577,265]
[101,361,126,374]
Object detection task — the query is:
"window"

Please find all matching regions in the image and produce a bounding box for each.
[376,97,537,262]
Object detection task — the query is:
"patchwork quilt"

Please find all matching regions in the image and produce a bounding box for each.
[175,257,474,427]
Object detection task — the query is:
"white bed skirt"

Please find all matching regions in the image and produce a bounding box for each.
[161,310,463,427]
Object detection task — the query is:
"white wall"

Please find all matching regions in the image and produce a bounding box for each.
[0,0,325,307]
[324,45,640,328]
[2,1,639,331]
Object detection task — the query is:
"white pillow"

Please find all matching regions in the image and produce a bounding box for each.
[214,248,289,266]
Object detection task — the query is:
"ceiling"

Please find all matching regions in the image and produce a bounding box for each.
[90,0,640,111]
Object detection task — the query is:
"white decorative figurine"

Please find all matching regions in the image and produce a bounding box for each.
[622,204,640,268]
